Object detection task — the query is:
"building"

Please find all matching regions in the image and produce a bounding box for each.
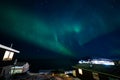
[73,63,120,80]
[0,44,20,80]
[11,62,29,75]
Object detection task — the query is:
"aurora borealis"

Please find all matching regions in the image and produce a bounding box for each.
[0,0,120,69]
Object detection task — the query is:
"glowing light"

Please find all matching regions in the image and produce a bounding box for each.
[79,60,90,64]
[11,66,23,69]
[3,51,14,61]
[11,66,23,74]
[3,51,9,60]
[78,69,83,75]
[79,59,115,65]
[91,59,115,65]
[65,71,73,74]
[9,52,14,59]
[72,70,76,77]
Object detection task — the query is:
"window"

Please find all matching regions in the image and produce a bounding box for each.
[3,50,14,61]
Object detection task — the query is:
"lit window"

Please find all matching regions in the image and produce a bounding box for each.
[3,50,14,61]
[9,52,14,59]
[78,69,83,75]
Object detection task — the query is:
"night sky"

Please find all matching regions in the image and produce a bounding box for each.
[0,0,120,71]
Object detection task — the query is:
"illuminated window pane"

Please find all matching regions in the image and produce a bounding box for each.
[9,52,14,60]
[78,69,83,75]
[3,51,14,61]
[73,70,76,77]
[3,51,10,60]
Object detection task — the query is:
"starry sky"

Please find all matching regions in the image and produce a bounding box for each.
[0,0,120,70]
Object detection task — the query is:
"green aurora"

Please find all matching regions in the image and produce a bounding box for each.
[0,0,120,58]
[0,7,75,56]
